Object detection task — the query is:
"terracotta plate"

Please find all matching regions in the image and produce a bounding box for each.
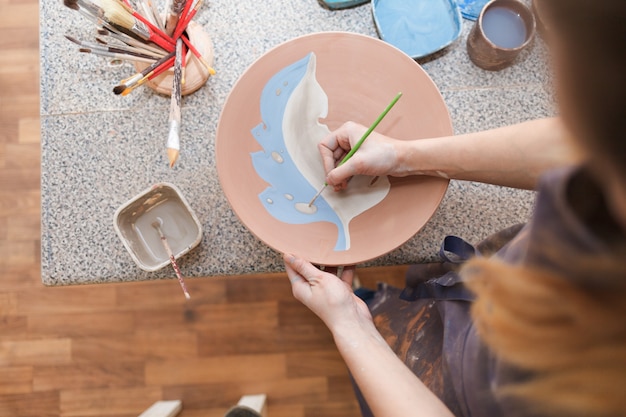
[216,32,452,266]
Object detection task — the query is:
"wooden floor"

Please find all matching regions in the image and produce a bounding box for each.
[0,1,407,416]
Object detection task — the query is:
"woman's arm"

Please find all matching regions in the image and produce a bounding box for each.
[321,117,580,190]
[284,255,454,417]
[333,320,454,417]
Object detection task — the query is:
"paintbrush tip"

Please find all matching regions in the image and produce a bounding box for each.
[184,292,191,300]
[113,84,127,95]
[64,34,80,45]
[167,148,179,168]
[63,0,79,10]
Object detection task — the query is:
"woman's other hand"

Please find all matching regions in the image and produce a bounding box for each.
[283,253,372,333]
[319,121,407,191]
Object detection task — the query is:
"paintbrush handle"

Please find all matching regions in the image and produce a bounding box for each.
[167,38,183,167]
[79,47,156,63]
[172,0,194,39]
[338,92,403,167]
[154,223,190,299]
[165,0,186,36]
[181,34,215,75]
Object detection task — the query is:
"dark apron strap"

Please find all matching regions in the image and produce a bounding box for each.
[401,236,479,302]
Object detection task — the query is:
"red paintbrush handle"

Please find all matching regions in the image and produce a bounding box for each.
[180,34,200,58]
[172,7,198,40]
[131,12,175,50]
[173,0,194,37]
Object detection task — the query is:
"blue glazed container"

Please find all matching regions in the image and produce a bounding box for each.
[372,0,463,59]
[456,0,490,20]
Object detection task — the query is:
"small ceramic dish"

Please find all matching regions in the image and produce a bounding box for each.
[216,32,452,266]
[372,0,463,59]
[113,183,202,272]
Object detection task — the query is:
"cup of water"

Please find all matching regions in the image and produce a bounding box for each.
[466,0,536,70]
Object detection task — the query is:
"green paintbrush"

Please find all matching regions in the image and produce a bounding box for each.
[308,91,403,207]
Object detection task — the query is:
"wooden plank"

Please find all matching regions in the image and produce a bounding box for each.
[327,375,358,403]
[71,330,198,362]
[0,265,43,290]
[0,71,39,96]
[0,28,38,50]
[0,315,28,336]
[0,338,71,366]
[268,404,306,417]
[278,299,325,327]
[0,391,59,417]
[115,279,226,310]
[0,366,32,394]
[4,143,39,171]
[7,213,39,241]
[0,168,39,191]
[163,377,327,410]
[17,117,40,144]
[0,190,39,217]
[225,274,292,303]
[0,241,36,266]
[17,286,117,315]
[304,401,360,417]
[145,354,287,386]
[0,292,17,315]
[60,386,162,417]
[134,302,279,331]
[286,350,349,378]
[198,324,334,356]
[33,362,145,392]
[28,311,134,337]
[0,4,39,29]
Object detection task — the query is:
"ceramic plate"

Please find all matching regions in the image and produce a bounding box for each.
[216,32,452,266]
[372,0,463,59]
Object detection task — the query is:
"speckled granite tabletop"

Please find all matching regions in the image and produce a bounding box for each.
[40,0,554,285]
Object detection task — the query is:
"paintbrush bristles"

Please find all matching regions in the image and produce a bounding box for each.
[94,0,135,28]
[95,0,150,39]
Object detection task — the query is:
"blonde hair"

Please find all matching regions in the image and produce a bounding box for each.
[463,257,626,417]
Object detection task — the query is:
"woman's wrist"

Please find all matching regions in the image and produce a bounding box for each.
[393,137,446,178]
[330,316,386,351]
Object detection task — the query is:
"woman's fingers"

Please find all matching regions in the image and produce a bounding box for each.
[340,266,356,288]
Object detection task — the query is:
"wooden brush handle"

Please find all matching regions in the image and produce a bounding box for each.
[165,0,186,36]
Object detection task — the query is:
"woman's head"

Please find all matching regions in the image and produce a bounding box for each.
[540,0,626,224]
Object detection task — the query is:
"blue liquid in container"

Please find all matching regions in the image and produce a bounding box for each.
[482,6,527,48]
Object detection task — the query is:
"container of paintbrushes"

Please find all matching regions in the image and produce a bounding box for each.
[134,19,214,95]
[114,183,202,271]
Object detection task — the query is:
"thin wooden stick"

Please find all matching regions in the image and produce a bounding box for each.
[164,0,186,36]
[167,38,183,168]
[79,47,156,63]
[152,219,190,300]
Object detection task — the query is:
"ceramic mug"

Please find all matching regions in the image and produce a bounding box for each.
[466,0,536,70]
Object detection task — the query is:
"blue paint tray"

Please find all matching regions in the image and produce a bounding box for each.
[372,0,463,59]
